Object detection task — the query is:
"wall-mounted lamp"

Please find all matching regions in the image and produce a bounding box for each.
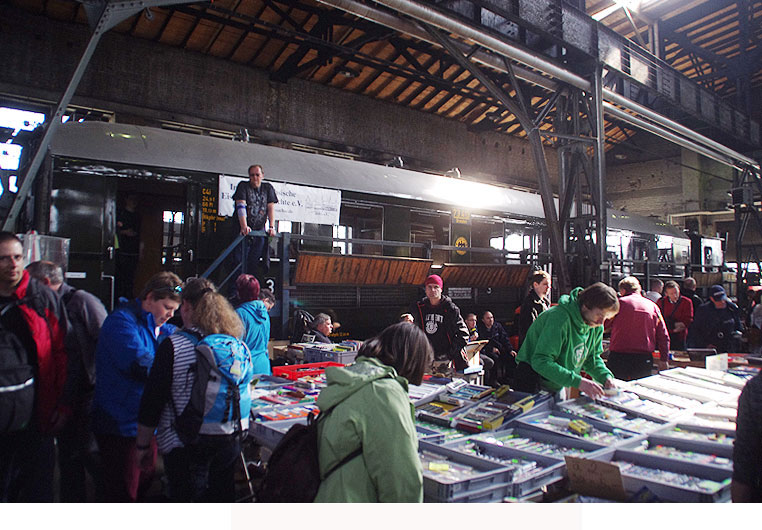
[337,66,360,78]
[445,167,461,178]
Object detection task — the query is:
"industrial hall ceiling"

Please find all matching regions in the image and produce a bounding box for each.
[7,0,762,163]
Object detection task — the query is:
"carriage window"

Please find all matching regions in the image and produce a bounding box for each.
[505,233,526,252]
[339,202,383,255]
[333,225,353,254]
[162,210,184,264]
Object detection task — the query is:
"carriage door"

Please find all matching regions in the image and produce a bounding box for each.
[49,170,117,309]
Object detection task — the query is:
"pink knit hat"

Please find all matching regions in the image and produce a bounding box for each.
[424,274,443,288]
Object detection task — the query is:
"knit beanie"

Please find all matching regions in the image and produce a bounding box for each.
[425,274,443,288]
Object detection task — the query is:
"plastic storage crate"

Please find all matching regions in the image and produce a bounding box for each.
[617,434,733,470]
[557,397,669,434]
[254,402,320,422]
[251,374,292,390]
[422,438,566,498]
[251,417,308,450]
[319,349,358,365]
[424,481,514,503]
[416,424,446,445]
[515,409,641,446]
[597,391,688,422]
[446,426,608,459]
[418,442,516,501]
[272,362,344,381]
[415,396,482,427]
[650,423,735,455]
[589,448,732,502]
[415,419,470,444]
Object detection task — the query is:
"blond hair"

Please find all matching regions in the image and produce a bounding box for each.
[618,276,641,295]
[193,291,244,338]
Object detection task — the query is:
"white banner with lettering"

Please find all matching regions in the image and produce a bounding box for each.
[218,175,341,225]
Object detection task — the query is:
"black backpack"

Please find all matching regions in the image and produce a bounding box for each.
[0,301,36,433]
[256,410,362,503]
[256,372,391,502]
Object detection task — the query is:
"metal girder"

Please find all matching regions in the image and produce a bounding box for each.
[270,15,333,82]
[171,3,494,107]
[423,24,571,291]
[2,0,200,231]
[734,165,762,308]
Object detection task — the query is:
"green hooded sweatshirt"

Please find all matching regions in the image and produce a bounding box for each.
[314,357,423,502]
[516,287,613,392]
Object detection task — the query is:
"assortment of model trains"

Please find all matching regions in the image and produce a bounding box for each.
[246,363,747,502]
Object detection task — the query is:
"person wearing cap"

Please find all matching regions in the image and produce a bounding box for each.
[234,274,272,375]
[403,274,469,371]
[688,284,743,353]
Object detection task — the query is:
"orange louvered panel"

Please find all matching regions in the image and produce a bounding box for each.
[438,263,531,288]
[293,252,433,286]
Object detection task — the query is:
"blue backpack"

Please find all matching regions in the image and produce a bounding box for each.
[174,331,254,443]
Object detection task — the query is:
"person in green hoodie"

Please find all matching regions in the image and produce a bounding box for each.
[514,282,619,399]
[314,322,433,502]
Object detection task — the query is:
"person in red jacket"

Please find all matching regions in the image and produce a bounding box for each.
[658,280,694,351]
[0,232,69,502]
[606,276,670,381]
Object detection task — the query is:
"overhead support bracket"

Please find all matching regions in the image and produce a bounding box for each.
[422,24,571,291]
[2,0,200,231]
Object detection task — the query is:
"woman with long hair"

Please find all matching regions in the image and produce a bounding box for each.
[135,278,253,502]
[314,322,433,502]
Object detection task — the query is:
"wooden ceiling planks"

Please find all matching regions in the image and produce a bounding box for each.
[293,252,433,285]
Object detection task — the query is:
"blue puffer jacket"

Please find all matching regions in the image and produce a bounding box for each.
[236,300,272,375]
[92,299,176,437]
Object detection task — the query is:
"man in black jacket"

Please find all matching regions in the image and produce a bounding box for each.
[681,277,704,314]
[688,284,743,353]
[27,260,108,502]
[478,311,516,384]
[404,274,469,372]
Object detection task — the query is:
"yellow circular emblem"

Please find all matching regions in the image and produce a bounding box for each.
[455,236,468,256]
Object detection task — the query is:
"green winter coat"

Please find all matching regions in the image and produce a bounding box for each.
[516,287,613,392]
[314,357,423,503]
